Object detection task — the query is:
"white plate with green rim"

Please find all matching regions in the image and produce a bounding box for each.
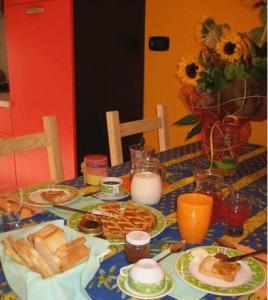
[67,201,167,244]
[23,184,80,208]
[175,246,266,296]
[117,270,173,299]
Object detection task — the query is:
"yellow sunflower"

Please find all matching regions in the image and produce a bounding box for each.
[176,58,202,86]
[215,32,242,63]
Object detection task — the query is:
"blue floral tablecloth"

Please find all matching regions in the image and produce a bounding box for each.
[0,142,266,300]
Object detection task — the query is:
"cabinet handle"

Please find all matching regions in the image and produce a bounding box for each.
[26,7,44,15]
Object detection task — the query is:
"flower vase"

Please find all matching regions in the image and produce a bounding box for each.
[201,118,251,177]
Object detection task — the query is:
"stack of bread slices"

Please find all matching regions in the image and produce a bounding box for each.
[1,224,90,278]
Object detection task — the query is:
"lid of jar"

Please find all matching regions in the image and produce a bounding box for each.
[84,154,108,165]
[126,230,151,245]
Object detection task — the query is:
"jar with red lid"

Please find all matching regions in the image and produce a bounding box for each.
[82,154,108,185]
[124,230,151,263]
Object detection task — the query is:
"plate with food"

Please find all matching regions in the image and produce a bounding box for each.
[68,201,167,244]
[175,246,266,296]
[23,184,80,207]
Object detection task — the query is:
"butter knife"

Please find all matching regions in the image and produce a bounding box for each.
[52,203,118,219]
[215,238,267,264]
[156,240,187,263]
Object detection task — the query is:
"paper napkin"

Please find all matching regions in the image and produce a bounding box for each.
[0,220,110,300]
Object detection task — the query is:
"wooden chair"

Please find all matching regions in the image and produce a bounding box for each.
[106,104,169,166]
[0,115,64,183]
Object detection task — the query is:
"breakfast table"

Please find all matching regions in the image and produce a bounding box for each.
[0,141,266,300]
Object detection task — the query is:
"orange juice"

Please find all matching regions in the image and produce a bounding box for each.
[177,193,213,243]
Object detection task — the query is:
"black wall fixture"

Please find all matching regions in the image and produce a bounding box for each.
[149,36,170,51]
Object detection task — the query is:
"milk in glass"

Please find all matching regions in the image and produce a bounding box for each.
[131,171,162,205]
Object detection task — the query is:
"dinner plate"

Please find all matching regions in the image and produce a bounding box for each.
[117,271,173,299]
[23,184,80,207]
[67,201,167,244]
[93,189,129,201]
[175,246,266,296]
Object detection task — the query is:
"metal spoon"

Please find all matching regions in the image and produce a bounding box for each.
[215,248,267,262]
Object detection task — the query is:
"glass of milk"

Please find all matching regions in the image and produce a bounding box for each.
[130,157,162,205]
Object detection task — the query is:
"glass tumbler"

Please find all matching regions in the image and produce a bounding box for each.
[177,193,213,243]
[0,188,23,232]
[223,192,252,236]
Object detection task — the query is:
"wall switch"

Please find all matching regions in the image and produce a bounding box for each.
[149,36,169,51]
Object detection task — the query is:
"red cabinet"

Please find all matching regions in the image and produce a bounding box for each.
[3,0,76,188]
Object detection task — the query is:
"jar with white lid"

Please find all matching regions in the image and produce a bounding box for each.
[124,231,151,263]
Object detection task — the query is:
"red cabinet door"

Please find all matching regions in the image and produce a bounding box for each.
[0,107,12,134]
[4,0,76,187]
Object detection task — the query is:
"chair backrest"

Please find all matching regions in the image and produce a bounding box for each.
[106,104,169,166]
[0,115,64,183]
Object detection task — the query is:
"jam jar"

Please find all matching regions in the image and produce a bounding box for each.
[82,154,108,186]
[125,231,151,263]
[78,216,104,238]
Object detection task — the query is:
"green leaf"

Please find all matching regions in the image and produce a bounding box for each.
[214,25,223,37]
[173,114,199,126]
[250,27,267,48]
[252,56,267,68]
[247,67,267,79]
[210,67,222,77]
[254,42,267,58]
[224,63,237,80]
[186,122,202,140]
[260,6,267,24]
[214,73,228,91]
[224,63,249,81]
[236,64,250,80]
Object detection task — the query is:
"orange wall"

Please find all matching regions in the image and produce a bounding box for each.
[144,0,267,149]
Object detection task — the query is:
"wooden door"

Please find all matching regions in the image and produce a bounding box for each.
[74,0,145,167]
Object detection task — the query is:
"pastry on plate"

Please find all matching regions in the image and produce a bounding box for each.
[199,255,241,282]
[80,202,156,239]
[40,190,65,202]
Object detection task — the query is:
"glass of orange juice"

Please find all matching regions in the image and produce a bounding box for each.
[177,193,213,243]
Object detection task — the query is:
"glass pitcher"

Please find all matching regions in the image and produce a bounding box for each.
[130,157,162,205]
[193,169,233,225]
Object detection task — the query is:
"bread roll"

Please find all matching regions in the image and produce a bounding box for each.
[2,238,31,268]
[59,244,90,272]
[8,237,54,278]
[55,236,86,258]
[28,224,65,253]
[34,236,61,274]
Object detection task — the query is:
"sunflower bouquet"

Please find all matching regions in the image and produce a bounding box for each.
[175,2,267,175]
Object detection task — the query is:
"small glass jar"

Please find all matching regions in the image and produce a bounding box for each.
[78,218,104,238]
[125,230,151,263]
[83,154,108,186]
